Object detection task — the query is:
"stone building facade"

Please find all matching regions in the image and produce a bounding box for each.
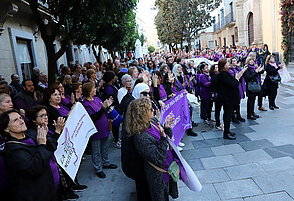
[198,0,283,60]
[0,0,101,83]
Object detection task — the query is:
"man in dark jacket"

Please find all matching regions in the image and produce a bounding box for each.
[13,79,42,110]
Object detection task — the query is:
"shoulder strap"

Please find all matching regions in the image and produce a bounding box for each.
[147,161,168,173]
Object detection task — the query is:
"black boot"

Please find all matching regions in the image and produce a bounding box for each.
[186,128,198,136]
[223,133,236,140]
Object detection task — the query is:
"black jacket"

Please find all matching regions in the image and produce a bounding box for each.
[263,63,281,92]
[244,66,262,97]
[4,131,57,201]
[216,71,239,107]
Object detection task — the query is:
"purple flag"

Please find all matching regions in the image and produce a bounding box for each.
[160,90,191,146]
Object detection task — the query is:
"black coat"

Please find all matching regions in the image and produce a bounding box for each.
[263,64,280,94]
[4,131,57,201]
[216,71,239,107]
[244,66,262,97]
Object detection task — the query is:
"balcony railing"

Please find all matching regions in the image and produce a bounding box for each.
[225,12,235,25]
[213,22,220,32]
[213,12,236,32]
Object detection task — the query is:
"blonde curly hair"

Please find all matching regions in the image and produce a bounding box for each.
[125,97,152,136]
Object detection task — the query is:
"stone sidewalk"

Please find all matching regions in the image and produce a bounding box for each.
[76,69,294,201]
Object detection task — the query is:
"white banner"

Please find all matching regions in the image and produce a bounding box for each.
[167,138,202,192]
[54,102,97,181]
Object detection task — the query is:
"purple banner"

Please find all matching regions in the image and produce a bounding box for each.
[160,90,191,146]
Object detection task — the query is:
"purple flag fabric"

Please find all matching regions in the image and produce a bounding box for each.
[160,90,191,146]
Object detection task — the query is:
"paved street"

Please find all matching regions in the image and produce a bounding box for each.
[76,67,294,201]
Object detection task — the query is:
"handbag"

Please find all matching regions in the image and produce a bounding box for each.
[148,161,180,182]
[269,74,281,83]
[247,81,261,93]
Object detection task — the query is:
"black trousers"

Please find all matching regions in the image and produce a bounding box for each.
[112,123,120,142]
[200,99,213,120]
[223,104,234,135]
[247,96,257,115]
[258,89,263,107]
[268,88,278,107]
[214,101,222,126]
[233,103,242,119]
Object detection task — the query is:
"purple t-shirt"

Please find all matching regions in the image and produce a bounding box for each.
[21,137,60,189]
[82,97,109,140]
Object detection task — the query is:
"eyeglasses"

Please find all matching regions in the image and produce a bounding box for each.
[141,91,152,96]
[36,113,48,119]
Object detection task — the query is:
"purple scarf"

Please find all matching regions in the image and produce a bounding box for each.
[56,105,70,117]
[145,121,186,183]
[269,62,278,69]
[248,65,262,83]
[61,94,71,106]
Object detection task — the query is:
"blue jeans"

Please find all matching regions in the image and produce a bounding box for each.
[92,137,110,173]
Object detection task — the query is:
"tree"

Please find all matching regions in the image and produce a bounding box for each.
[27,0,137,84]
[155,0,220,51]
[148,46,155,53]
[139,33,145,46]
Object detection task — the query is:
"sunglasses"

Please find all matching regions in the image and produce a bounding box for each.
[140,91,152,96]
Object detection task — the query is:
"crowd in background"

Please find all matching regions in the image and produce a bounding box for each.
[0,44,285,201]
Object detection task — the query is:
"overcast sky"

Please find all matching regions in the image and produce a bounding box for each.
[136,0,157,34]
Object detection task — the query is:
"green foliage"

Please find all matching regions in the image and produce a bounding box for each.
[139,33,145,46]
[154,0,220,49]
[148,46,155,53]
[280,0,294,65]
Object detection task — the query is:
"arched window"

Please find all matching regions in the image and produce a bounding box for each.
[248,12,254,45]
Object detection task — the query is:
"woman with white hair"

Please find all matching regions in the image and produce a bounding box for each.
[117,74,132,104]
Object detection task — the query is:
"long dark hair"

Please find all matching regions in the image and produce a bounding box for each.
[218,58,228,72]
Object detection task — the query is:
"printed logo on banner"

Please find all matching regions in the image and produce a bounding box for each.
[54,102,97,181]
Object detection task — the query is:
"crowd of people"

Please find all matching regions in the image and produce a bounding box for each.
[0,44,285,201]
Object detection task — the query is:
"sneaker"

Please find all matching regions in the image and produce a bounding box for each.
[177,146,183,152]
[113,141,121,148]
[96,171,106,178]
[63,191,79,200]
[72,184,87,192]
[215,124,224,130]
[258,106,267,111]
[204,120,209,124]
[178,142,185,147]
[273,105,279,109]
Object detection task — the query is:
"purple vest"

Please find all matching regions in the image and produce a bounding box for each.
[229,67,246,99]
[82,97,109,140]
[199,73,212,100]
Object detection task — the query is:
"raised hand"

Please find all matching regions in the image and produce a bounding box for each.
[37,125,47,145]
[53,117,66,134]
[165,115,175,128]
